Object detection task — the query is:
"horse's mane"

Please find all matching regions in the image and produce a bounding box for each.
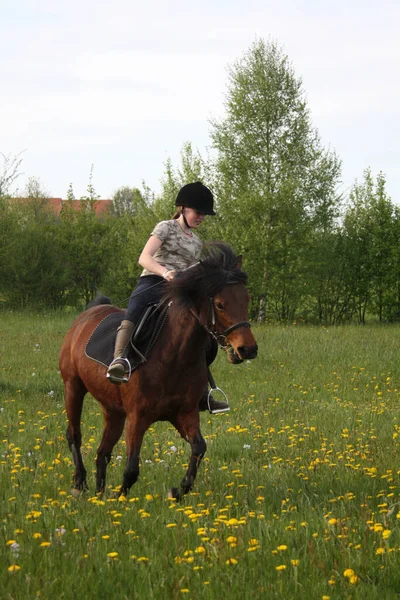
[164,242,247,307]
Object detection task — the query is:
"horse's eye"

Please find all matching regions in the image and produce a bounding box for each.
[215,302,224,311]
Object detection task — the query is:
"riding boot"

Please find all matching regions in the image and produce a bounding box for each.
[199,392,230,413]
[199,369,230,414]
[106,320,135,384]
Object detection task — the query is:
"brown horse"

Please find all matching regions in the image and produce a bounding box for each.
[59,242,258,500]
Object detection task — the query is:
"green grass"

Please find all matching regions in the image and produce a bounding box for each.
[1,312,400,599]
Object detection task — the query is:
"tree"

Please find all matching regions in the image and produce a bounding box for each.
[209,38,341,321]
[111,186,146,217]
[0,151,24,198]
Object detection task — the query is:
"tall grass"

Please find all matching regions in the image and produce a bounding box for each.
[1,312,400,599]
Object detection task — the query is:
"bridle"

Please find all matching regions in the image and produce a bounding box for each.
[190,294,250,349]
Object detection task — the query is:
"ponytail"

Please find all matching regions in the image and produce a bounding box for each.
[172,206,183,220]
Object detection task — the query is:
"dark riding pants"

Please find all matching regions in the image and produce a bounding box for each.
[125,275,166,324]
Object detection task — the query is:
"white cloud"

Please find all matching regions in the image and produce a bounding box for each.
[1,0,400,200]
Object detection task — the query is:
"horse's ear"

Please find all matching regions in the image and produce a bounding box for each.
[235,255,243,270]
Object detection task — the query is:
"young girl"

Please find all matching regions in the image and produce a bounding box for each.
[106,181,229,412]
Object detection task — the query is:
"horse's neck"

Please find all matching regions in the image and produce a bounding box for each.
[164,303,208,361]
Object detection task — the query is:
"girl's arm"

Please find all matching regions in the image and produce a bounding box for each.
[138,236,176,280]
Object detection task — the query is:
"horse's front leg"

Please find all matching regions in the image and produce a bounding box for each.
[169,411,206,501]
[118,414,148,497]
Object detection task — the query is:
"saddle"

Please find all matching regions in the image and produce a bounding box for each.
[85,301,171,373]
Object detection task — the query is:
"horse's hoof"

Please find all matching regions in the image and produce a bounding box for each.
[168,487,180,500]
[71,488,83,498]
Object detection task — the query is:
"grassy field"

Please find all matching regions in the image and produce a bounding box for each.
[1,311,400,599]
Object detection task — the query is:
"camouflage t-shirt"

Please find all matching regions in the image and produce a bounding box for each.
[141,219,203,277]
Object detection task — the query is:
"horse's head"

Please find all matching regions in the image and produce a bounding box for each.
[165,242,258,364]
[211,276,258,364]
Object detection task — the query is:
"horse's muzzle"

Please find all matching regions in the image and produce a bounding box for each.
[227,344,258,364]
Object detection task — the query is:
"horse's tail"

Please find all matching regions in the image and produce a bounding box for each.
[86,294,112,309]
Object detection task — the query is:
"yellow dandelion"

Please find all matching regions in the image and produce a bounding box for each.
[277,545,288,551]
[145,494,153,501]
[181,590,190,594]
[6,540,17,546]
[8,565,21,572]
[166,523,177,528]
[276,565,287,571]
[195,546,206,554]
[249,538,259,546]
[376,547,385,555]
[225,558,238,565]
[137,557,149,562]
[102,535,110,540]
[33,533,42,539]
[382,529,391,539]
[349,575,359,584]
[343,569,355,578]
[107,552,118,558]
[40,542,51,548]
[328,518,337,525]
[227,536,237,543]
[291,559,300,567]
[322,596,330,600]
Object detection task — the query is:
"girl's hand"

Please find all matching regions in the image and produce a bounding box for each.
[163,269,176,281]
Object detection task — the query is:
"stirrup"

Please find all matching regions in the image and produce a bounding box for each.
[207,387,230,414]
[106,357,132,384]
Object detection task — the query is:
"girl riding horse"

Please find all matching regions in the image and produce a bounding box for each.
[107,181,229,413]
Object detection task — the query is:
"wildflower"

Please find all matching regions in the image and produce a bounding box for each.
[195,546,206,554]
[227,536,237,543]
[291,559,300,567]
[166,523,177,528]
[376,547,385,555]
[382,529,391,539]
[137,557,149,562]
[328,518,337,525]
[181,590,190,594]
[107,552,118,558]
[277,545,287,551]
[225,558,238,565]
[276,565,287,571]
[343,569,355,578]
[40,542,51,548]
[8,565,21,572]
[6,540,17,546]
[349,575,359,584]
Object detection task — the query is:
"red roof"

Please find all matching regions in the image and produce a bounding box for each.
[12,197,113,217]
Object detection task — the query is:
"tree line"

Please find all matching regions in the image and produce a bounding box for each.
[1,39,399,323]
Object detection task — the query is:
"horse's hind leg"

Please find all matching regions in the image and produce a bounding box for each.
[96,409,125,494]
[64,377,88,491]
[169,412,206,501]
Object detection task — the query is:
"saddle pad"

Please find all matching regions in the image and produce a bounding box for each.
[85,312,124,368]
[85,303,171,372]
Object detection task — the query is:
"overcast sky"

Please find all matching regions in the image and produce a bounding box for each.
[2,0,399,203]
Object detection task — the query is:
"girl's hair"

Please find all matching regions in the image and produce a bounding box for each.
[172,206,183,219]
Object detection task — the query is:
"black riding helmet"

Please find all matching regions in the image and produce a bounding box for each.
[175,181,216,216]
